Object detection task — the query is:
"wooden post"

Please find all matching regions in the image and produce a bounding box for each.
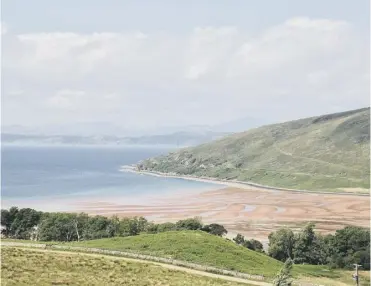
[353,264,361,286]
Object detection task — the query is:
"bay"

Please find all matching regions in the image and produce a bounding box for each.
[1,145,217,211]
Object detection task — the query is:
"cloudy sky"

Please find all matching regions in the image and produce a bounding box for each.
[1,0,370,135]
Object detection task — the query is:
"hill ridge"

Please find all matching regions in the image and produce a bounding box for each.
[137,107,370,192]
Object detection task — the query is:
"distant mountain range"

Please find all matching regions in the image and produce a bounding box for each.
[1,115,268,147]
[1,115,267,137]
[1,131,229,147]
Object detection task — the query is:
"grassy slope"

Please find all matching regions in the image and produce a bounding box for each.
[2,247,246,286]
[138,108,370,191]
[66,231,370,284]
[68,231,282,277]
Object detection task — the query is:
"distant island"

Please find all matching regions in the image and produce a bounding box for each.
[136,107,370,192]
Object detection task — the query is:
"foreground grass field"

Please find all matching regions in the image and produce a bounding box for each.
[68,231,282,277]
[2,247,249,286]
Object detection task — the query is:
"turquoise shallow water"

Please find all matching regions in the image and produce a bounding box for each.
[1,145,219,211]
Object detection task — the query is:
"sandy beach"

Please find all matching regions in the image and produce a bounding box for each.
[74,169,370,241]
[120,165,370,196]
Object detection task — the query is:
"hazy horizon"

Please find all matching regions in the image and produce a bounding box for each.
[2,0,370,136]
[2,106,368,137]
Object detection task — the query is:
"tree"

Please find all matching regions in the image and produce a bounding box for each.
[353,244,370,270]
[273,258,293,286]
[146,223,159,233]
[233,233,245,245]
[136,217,149,233]
[201,223,227,236]
[106,215,120,237]
[1,209,13,236]
[293,222,319,264]
[245,239,264,253]
[38,213,78,241]
[72,213,89,242]
[312,234,330,265]
[157,222,176,232]
[83,215,115,239]
[232,234,264,252]
[175,217,203,230]
[5,208,42,239]
[268,228,295,262]
[326,226,370,269]
[118,217,148,237]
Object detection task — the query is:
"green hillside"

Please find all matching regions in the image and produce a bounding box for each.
[137,107,370,191]
[69,230,282,277]
[2,247,247,286]
[65,230,368,284]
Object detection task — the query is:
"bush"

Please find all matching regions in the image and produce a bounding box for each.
[201,224,228,236]
[175,218,203,231]
[233,233,264,253]
[245,239,264,253]
[157,222,177,232]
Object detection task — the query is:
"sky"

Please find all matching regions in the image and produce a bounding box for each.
[1,0,370,135]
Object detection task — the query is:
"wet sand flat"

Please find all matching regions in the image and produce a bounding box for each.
[75,186,370,240]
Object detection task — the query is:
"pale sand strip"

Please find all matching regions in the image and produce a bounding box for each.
[120,165,370,196]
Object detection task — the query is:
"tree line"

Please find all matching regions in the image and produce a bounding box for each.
[0,207,227,242]
[266,222,370,270]
[1,207,369,270]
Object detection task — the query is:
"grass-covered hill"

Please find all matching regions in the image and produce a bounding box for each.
[3,230,370,285]
[137,107,370,191]
[68,230,282,277]
[61,230,370,284]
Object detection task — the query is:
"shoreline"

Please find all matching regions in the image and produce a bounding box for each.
[5,167,367,241]
[120,165,370,197]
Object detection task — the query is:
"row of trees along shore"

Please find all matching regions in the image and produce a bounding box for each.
[1,207,369,270]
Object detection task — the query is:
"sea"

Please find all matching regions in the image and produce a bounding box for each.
[1,145,218,211]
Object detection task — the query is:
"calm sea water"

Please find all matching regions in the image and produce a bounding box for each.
[1,145,218,211]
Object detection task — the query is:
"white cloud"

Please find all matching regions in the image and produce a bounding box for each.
[2,17,369,132]
[307,71,329,86]
[228,17,353,78]
[46,90,86,110]
[184,27,241,80]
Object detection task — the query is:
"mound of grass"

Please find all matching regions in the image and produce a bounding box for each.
[67,230,370,284]
[138,107,370,191]
[1,247,247,286]
[69,230,283,277]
